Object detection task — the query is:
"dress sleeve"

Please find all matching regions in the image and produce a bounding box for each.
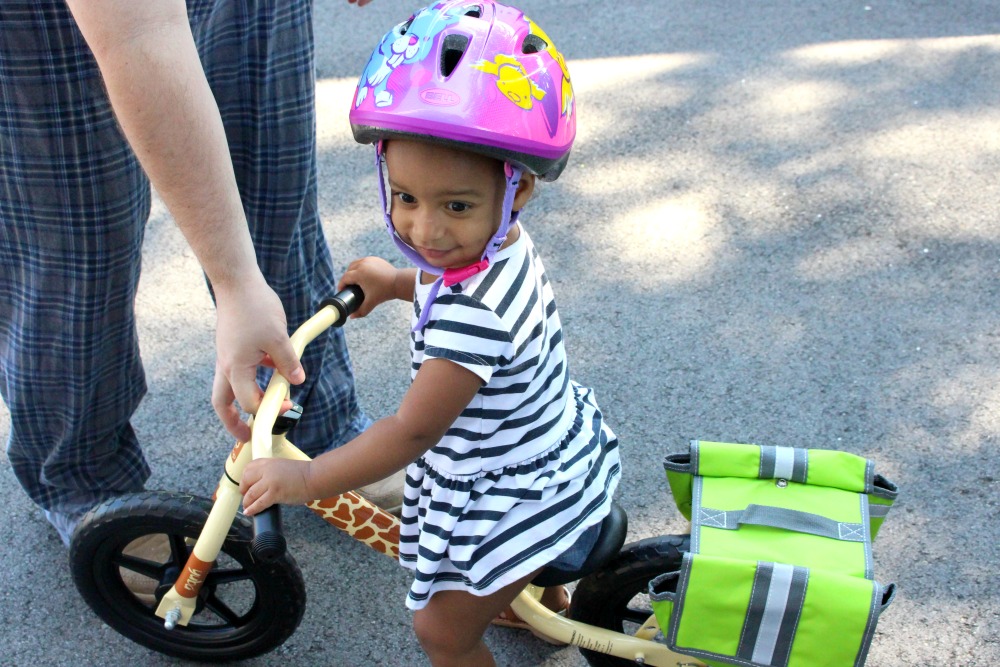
[420,294,514,385]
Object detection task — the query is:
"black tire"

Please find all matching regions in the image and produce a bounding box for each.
[70,491,306,662]
[568,534,690,667]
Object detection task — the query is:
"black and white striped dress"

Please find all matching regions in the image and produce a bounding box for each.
[398,225,621,610]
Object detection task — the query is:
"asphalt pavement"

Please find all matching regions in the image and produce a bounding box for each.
[1,1,998,665]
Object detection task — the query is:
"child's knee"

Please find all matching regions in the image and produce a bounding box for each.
[412,610,451,653]
[412,608,476,657]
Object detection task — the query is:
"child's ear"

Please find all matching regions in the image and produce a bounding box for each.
[512,173,536,211]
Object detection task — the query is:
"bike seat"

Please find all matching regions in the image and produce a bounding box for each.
[531,501,628,588]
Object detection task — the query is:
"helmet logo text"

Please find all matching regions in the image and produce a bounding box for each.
[420,88,461,106]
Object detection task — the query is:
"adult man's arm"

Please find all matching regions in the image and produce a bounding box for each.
[65,0,304,442]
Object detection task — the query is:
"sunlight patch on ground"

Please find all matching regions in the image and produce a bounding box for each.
[317,77,363,150]
[788,34,1000,65]
[572,54,705,145]
[605,194,722,286]
[727,76,855,143]
[785,39,906,65]
[569,53,709,94]
[574,154,678,196]
[756,80,852,117]
[865,116,1000,160]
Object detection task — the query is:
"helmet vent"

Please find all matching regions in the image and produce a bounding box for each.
[521,34,548,54]
[441,34,470,77]
[399,17,414,35]
[463,5,482,18]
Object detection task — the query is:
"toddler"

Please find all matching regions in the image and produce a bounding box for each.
[240,2,620,665]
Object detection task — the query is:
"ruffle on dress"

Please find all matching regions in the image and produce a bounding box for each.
[397,382,621,610]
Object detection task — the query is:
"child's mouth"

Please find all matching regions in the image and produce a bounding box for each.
[419,247,451,261]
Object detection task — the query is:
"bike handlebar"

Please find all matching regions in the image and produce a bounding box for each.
[251,507,286,562]
[319,285,365,324]
[250,286,365,562]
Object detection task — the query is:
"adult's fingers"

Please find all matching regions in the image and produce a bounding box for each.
[264,335,306,388]
[228,363,266,418]
[212,362,252,442]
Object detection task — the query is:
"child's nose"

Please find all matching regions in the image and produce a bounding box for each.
[410,209,443,243]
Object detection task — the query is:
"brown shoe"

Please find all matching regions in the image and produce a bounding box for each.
[356,469,406,516]
[120,534,170,606]
[493,586,571,646]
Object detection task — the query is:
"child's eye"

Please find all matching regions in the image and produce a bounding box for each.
[446,201,470,213]
[395,192,416,204]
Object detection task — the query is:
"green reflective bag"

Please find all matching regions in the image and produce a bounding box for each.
[649,441,898,667]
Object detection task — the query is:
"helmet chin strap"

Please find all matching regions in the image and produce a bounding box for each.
[374,142,522,332]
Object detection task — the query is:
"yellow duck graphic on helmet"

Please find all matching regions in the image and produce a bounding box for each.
[526,19,574,117]
[474,54,546,110]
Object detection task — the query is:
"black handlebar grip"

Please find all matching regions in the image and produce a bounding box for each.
[320,285,365,327]
[251,507,286,562]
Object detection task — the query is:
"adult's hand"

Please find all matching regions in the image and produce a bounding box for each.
[212,276,306,442]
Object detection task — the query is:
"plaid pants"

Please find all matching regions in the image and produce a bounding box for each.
[0,0,368,516]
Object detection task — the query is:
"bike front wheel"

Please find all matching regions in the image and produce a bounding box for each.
[568,534,689,667]
[70,491,306,662]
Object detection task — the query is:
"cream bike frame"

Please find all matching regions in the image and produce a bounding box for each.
[78,287,702,666]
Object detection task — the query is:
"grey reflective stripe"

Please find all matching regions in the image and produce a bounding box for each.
[791,447,808,483]
[691,439,702,474]
[759,445,777,478]
[854,583,896,667]
[691,475,704,552]
[698,504,866,542]
[737,562,774,660]
[759,445,808,482]
[864,457,876,494]
[869,503,891,518]
[860,494,874,579]
[738,563,809,667]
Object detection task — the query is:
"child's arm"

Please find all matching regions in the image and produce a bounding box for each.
[240,356,481,514]
[337,256,416,318]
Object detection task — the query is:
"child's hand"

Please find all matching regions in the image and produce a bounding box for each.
[239,458,313,516]
[338,256,404,318]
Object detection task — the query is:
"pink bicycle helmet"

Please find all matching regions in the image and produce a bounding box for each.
[350,0,576,330]
[350,0,575,180]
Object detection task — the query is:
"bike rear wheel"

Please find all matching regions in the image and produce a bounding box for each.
[568,534,689,667]
[70,491,306,662]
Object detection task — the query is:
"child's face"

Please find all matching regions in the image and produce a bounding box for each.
[384,139,532,272]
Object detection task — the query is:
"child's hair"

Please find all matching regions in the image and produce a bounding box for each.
[349,0,576,329]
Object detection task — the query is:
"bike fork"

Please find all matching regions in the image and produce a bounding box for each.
[154,437,255,628]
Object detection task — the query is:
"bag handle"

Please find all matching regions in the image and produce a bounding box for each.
[699,504,866,542]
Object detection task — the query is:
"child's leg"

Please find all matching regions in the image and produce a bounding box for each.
[495,583,569,627]
[413,569,540,667]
